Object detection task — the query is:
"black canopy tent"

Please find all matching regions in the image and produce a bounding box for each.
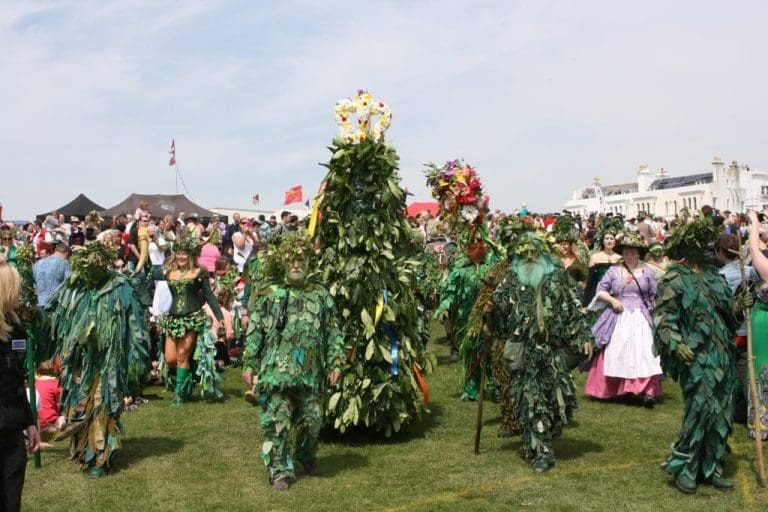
[100,193,216,220]
[37,193,105,220]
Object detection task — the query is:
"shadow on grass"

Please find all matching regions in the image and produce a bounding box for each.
[316,451,369,477]
[320,402,445,446]
[436,353,458,366]
[499,437,604,462]
[114,436,184,473]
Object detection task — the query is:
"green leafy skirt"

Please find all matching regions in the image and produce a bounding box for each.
[158,310,222,399]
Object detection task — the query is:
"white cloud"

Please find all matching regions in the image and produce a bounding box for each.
[1,0,767,219]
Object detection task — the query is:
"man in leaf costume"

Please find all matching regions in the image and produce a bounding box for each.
[45,242,150,477]
[653,214,747,494]
[314,90,431,436]
[427,159,499,402]
[242,235,345,490]
[488,233,590,473]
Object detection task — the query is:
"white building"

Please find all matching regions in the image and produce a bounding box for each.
[564,157,768,218]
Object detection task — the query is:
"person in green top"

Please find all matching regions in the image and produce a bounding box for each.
[241,235,345,491]
[653,214,751,494]
[0,227,17,267]
[434,243,499,401]
[154,238,224,406]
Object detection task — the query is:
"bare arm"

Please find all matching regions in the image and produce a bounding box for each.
[748,211,768,280]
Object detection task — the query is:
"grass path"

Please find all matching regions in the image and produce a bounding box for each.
[23,333,766,511]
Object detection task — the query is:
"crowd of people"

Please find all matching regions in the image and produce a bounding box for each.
[0,196,767,504]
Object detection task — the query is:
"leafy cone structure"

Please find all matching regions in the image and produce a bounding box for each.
[316,136,432,436]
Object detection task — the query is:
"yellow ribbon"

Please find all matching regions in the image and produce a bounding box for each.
[374,294,384,326]
[307,195,321,238]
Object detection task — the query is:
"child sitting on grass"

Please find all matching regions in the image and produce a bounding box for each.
[35,358,65,447]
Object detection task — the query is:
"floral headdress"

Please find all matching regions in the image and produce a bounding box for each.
[424,159,492,251]
[334,89,392,145]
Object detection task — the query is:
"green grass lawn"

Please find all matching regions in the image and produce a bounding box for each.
[23,328,767,512]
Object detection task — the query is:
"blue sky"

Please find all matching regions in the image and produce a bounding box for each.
[2,1,767,219]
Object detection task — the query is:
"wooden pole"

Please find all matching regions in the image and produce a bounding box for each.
[473,341,487,455]
[734,236,766,484]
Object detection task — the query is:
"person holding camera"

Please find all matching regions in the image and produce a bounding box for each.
[0,262,41,511]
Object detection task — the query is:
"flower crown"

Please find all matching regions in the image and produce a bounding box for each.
[334,89,392,145]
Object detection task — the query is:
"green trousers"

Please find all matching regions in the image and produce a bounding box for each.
[260,390,323,482]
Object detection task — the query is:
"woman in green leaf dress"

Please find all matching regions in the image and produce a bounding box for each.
[155,238,224,406]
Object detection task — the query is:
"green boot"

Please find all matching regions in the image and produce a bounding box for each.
[171,367,191,407]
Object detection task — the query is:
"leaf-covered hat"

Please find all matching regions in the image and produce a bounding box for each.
[172,236,201,257]
[664,214,719,264]
[615,231,648,255]
[552,215,578,243]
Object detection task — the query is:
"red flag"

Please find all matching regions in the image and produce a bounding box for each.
[252,193,260,205]
[168,139,176,166]
[284,185,303,205]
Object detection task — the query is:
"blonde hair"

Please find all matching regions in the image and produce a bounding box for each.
[0,262,21,342]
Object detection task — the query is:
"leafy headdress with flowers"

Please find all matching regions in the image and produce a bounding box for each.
[424,159,497,257]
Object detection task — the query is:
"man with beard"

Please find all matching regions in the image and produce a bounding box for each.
[44,242,150,477]
[486,232,591,473]
[241,234,345,490]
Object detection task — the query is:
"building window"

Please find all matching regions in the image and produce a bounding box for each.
[665,202,669,215]
[693,197,697,210]
[762,185,768,195]
[674,200,678,214]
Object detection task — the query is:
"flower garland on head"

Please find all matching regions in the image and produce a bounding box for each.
[334,89,392,144]
[424,159,492,251]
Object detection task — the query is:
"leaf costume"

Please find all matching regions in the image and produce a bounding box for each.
[315,92,431,436]
[45,252,150,473]
[435,253,499,401]
[653,263,738,484]
[490,250,590,470]
[153,266,224,401]
[243,282,345,483]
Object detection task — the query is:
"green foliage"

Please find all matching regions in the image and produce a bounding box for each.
[15,243,37,313]
[664,215,719,263]
[316,136,430,435]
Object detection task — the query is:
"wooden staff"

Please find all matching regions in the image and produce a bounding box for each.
[473,339,488,455]
[734,234,766,484]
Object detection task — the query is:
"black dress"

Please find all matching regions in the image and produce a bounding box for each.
[0,320,33,512]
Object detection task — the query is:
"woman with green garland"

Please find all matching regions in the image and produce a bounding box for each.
[155,238,224,406]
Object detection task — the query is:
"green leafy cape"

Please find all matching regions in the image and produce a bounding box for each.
[44,272,150,469]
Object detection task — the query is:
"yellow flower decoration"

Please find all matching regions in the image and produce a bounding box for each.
[334,89,392,144]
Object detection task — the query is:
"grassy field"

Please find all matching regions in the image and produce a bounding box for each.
[23,328,767,512]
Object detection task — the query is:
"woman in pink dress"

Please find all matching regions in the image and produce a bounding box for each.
[585,233,663,407]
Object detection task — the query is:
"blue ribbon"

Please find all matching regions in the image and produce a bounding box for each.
[382,289,398,377]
